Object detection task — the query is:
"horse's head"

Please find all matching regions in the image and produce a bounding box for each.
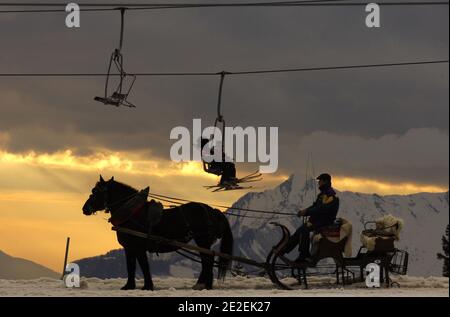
[82,175,114,215]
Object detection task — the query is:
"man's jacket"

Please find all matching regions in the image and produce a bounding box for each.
[304,187,339,229]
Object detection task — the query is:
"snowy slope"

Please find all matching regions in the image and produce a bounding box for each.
[0,276,447,297]
[228,174,449,277]
[76,249,201,279]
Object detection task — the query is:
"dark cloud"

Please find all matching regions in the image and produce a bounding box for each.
[286,128,449,187]
[0,1,448,187]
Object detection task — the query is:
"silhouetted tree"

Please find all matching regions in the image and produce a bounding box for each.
[437,224,449,277]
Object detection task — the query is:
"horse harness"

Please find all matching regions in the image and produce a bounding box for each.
[100,184,216,245]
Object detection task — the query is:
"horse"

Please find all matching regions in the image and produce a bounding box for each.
[82,175,234,291]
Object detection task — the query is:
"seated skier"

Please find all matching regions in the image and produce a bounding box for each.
[200,138,237,187]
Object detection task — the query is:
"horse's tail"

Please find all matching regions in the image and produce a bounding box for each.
[216,209,233,280]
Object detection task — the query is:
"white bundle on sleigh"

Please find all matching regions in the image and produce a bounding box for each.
[360,214,404,252]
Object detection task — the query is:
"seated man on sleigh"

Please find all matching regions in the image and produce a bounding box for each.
[279,173,340,263]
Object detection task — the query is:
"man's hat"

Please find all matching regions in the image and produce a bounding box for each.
[316,173,332,183]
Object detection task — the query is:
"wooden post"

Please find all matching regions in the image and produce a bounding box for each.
[61,237,70,280]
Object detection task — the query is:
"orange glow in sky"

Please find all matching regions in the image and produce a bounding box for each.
[0,148,447,272]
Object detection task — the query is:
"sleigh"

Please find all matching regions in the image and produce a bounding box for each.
[266,215,408,289]
[113,214,409,290]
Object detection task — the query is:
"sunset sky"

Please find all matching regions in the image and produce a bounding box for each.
[0,2,448,272]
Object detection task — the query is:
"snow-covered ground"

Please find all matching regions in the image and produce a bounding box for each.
[0,276,448,297]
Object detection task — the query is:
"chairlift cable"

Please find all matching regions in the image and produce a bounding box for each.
[0,1,448,13]
[1,60,447,77]
[227,60,449,75]
[0,0,349,7]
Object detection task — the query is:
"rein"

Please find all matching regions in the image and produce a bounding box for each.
[148,192,296,217]
[96,181,293,222]
[105,192,139,212]
[147,193,284,220]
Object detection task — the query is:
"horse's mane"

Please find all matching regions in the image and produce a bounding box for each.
[111,180,139,194]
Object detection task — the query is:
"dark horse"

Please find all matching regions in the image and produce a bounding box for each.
[82,175,234,291]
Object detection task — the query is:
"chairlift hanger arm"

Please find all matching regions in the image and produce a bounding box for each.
[216,71,230,121]
[207,71,230,157]
[117,7,127,52]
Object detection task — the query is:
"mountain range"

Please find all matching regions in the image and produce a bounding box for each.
[0,250,59,280]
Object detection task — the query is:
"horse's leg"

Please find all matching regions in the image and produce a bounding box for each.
[200,253,215,290]
[194,255,207,290]
[136,251,154,291]
[193,237,214,290]
[121,247,137,290]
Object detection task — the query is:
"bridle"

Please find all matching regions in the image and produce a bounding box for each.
[89,181,139,214]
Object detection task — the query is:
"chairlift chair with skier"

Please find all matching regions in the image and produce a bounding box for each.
[202,72,262,192]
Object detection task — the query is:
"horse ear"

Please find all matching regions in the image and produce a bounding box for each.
[100,175,105,183]
[110,176,114,181]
